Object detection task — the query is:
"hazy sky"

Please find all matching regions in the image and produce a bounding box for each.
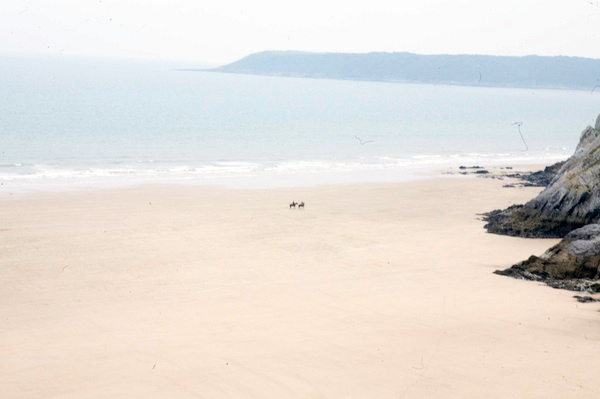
[2,0,600,64]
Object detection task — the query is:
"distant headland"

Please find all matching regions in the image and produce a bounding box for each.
[202,51,600,90]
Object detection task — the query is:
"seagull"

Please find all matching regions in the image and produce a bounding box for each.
[512,122,528,151]
[354,135,374,145]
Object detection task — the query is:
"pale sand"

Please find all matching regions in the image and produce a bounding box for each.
[1,177,599,398]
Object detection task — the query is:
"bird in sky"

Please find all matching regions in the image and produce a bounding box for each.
[354,135,374,145]
[512,122,529,151]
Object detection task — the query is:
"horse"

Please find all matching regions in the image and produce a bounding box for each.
[289,201,297,209]
[298,202,305,209]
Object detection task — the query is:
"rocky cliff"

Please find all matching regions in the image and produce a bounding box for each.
[484,114,600,238]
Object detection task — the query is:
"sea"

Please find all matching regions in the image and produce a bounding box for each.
[1,54,599,192]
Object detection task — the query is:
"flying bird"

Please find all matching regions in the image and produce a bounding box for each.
[512,122,529,151]
[354,135,374,145]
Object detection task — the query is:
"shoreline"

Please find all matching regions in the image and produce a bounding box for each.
[0,160,565,197]
[203,68,597,92]
[2,173,599,398]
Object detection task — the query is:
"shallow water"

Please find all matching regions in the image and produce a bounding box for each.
[1,54,599,190]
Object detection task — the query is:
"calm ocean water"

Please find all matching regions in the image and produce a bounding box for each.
[1,55,599,191]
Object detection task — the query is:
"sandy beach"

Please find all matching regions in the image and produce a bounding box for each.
[1,174,599,398]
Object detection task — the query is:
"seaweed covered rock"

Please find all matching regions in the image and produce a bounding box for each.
[485,114,600,238]
[495,224,600,291]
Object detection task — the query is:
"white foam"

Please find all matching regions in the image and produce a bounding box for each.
[0,148,574,192]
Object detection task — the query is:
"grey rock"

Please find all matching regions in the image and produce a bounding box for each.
[495,224,600,283]
[573,295,600,303]
[565,224,600,257]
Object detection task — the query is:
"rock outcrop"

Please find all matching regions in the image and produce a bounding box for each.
[503,160,565,187]
[484,114,600,238]
[495,224,600,292]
